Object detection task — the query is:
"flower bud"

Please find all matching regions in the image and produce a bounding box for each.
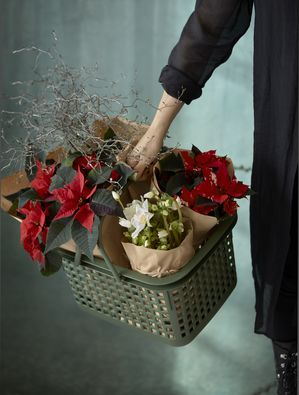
[112,191,120,201]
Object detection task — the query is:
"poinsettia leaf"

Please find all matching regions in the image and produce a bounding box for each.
[191,145,202,156]
[90,189,123,217]
[60,152,82,167]
[104,127,116,140]
[8,198,20,217]
[49,166,76,192]
[41,251,62,276]
[46,201,60,221]
[190,175,204,188]
[18,189,41,208]
[71,216,99,261]
[113,162,135,188]
[245,187,256,196]
[88,167,112,185]
[165,173,189,195]
[45,217,73,254]
[195,195,214,205]
[3,188,28,202]
[159,152,184,172]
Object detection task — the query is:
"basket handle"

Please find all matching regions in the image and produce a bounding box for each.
[97,217,123,282]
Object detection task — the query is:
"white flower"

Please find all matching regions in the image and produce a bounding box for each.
[123,205,138,221]
[158,229,168,239]
[144,240,150,248]
[162,210,168,216]
[130,199,154,238]
[112,191,120,201]
[144,191,154,199]
[172,196,183,210]
[119,217,132,228]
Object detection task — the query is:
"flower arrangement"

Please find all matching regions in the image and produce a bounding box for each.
[114,188,184,250]
[5,145,134,275]
[112,188,194,278]
[153,145,252,218]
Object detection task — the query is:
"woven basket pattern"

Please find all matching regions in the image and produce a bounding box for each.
[62,230,236,346]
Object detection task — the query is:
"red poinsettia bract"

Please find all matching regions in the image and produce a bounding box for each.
[51,168,96,232]
[31,160,56,199]
[178,149,250,216]
[18,201,48,264]
[73,154,105,172]
[194,164,249,215]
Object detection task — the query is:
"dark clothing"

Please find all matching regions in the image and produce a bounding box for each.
[159,0,298,339]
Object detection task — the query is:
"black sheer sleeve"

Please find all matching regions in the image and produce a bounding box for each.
[159,0,253,104]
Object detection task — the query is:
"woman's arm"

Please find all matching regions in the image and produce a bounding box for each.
[127,90,184,172]
[127,0,253,176]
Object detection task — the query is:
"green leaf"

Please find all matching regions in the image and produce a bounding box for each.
[18,189,41,208]
[88,167,112,185]
[60,152,81,167]
[4,188,28,203]
[159,152,184,172]
[90,189,123,217]
[45,217,73,254]
[104,127,116,140]
[71,216,99,261]
[165,173,189,195]
[113,162,135,188]
[246,187,256,196]
[190,175,204,188]
[41,251,62,276]
[191,145,202,156]
[49,166,76,192]
[8,198,20,217]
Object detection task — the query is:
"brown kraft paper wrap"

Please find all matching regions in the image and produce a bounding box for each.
[121,219,195,278]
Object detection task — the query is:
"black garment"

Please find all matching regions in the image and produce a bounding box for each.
[159,0,298,339]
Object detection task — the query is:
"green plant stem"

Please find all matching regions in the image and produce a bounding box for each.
[173,199,183,222]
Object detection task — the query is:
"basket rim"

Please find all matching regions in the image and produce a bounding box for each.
[59,214,237,289]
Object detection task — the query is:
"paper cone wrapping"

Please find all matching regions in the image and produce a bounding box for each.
[151,152,235,249]
[121,219,195,278]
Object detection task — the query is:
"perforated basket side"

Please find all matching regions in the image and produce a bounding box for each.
[61,229,237,346]
[166,232,237,345]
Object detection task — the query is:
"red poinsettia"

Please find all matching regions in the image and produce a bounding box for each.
[180,150,228,173]
[194,164,249,215]
[18,200,48,264]
[51,168,96,232]
[176,149,250,216]
[31,160,56,198]
[73,154,105,172]
[110,169,121,181]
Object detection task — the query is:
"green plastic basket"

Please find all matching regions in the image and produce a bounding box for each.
[59,215,237,346]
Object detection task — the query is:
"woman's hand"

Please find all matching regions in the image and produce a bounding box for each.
[121,90,184,179]
[126,125,164,178]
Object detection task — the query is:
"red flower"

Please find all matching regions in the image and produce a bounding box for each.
[18,201,47,264]
[73,154,105,172]
[195,150,227,170]
[51,168,96,232]
[180,150,196,172]
[194,167,229,204]
[223,199,239,216]
[180,186,197,207]
[110,169,121,181]
[31,160,56,198]
[215,164,249,198]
